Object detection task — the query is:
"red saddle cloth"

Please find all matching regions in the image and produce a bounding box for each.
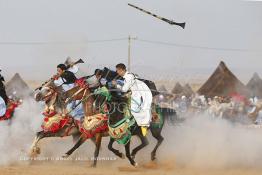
[78,113,108,138]
[75,78,89,89]
[0,101,18,121]
[41,111,70,133]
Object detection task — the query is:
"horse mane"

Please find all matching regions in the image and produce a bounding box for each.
[108,95,129,125]
[45,81,66,111]
[102,67,122,82]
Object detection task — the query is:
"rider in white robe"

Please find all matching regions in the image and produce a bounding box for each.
[114,64,153,129]
[117,72,152,127]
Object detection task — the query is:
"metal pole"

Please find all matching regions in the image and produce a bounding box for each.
[128,35,137,72]
[128,35,131,71]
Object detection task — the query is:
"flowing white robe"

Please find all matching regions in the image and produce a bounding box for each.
[117,72,152,127]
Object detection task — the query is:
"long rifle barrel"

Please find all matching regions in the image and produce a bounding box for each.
[128,3,185,29]
[35,58,85,91]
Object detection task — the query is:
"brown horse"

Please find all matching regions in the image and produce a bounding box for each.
[31,81,123,167]
[62,84,126,167]
[62,87,177,167]
[30,81,81,157]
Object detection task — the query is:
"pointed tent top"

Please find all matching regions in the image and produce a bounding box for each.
[172,82,184,94]
[11,73,22,81]
[184,83,192,88]
[197,61,250,97]
[219,61,226,67]
[247,72,262,98]
[217,61,230,73]
[184,83,194,93]
[7,73,28,85]
[5,73,32,98]
[247,72,262,86]
[158,85,168,93]
[252,72,260,80]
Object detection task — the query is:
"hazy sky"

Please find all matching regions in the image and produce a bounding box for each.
[0,0,262,81]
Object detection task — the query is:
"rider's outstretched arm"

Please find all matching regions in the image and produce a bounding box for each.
[116,74,135,93]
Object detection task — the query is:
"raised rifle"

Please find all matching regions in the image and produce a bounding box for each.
[128,3,185,29]
[34,59,84,91]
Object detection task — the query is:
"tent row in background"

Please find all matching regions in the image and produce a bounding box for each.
[159,61,262,98]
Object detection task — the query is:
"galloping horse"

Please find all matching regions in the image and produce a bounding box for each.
[32,80,124,167]
[63,87,177,166]
[106,89,176,166]
[30,81,82,156]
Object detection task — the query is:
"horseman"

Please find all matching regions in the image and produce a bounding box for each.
[53,63,84,120]
[89,69,104,89]
[0,70,8,116]
[112,63,153,136]
[53,64,77,91]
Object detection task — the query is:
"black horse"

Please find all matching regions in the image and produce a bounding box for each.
[62,68,176,166]
[104,90,176,166]
[63,85,177,167]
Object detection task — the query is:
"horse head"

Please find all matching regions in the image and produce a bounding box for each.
[34,81,59,103]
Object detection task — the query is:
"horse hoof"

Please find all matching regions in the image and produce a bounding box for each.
[35,147,41,154]
[151,153,156,161]
[133,162,139,167]
[31,146,40,156]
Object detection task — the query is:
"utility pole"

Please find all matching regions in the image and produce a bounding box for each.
[128,35,137,72]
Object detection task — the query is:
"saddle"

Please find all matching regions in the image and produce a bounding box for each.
[42,113,70,133]
[150,104,164,128]
[79,113,108,138]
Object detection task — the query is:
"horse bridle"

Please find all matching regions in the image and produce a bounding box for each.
[41,86,58,102]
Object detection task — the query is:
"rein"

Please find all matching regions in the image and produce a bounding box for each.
[42,86,57,101]
[65,91,94,116]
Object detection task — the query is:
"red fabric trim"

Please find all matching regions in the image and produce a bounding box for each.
[42,111,57,117]
[75,78,89,89]
[229,93,248,104]
[79,114,108,138]
[0,102,19,121]
[41,116,70,133]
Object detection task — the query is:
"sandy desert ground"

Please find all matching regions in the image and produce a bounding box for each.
[0,80,261,175]
[0,161,262,175]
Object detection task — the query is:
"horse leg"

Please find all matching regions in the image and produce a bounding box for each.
[150,127,164,161]
[30,131,52,156]
[72,132,81,143]
[62,135,87,158]
[30,126,78,157]
[107,137,125,159]
[131,128,149,159]
[125,141,138,167]
[91,133,102,167]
